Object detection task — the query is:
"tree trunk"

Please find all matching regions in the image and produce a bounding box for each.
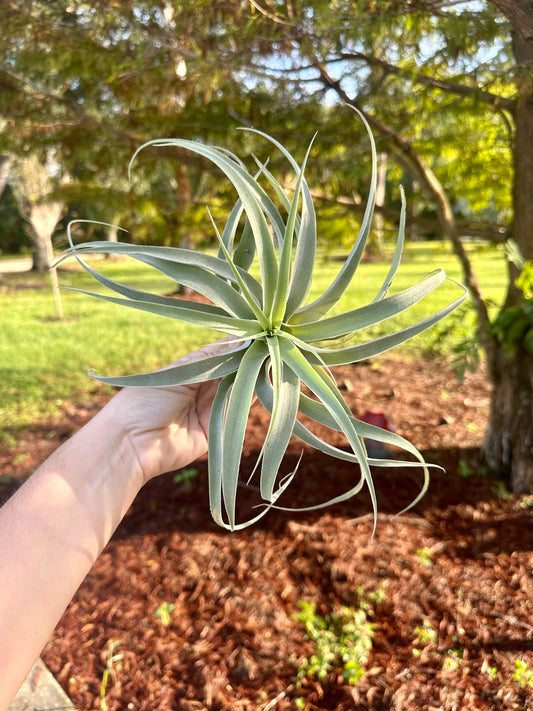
[0,155,12,197]
[10,154,64,274]
[484,343,533,493]
[31,234,51,272]
[0,156,13,286]
[28,205,62,273]
[482,26,533,493]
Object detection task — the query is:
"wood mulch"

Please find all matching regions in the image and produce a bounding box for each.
[2,358,533,710]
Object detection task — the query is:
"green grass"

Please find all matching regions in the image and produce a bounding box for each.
[311,240,507,354]
[0,241,507,437]
[0,260,213,438]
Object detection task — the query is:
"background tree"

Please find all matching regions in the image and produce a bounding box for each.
[234,0,532,494]
[0,0,299,250]
[9,153,65,316]
[1,0,531,491]
[9,154,65,273]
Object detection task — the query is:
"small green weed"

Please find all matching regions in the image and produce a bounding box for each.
[412,619,438,656]
[491,480,512,501]
[100,640,123,711]
[292,587,384,686]
[172,467,199,488]
[442,647,464,672]
[458,458,488,479]
[481,660,499,681]
[415,547,434,569]
[513,659,533,688]
[154,601,175,627]
[255,690,268,705]
[458,458,476,478]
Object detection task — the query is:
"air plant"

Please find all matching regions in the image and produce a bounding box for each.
[58,110,465,530]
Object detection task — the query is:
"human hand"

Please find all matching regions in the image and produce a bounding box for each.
[103,338,234,485]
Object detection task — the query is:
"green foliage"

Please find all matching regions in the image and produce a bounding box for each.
[493,241,533,354]
[492,302,533,355]
[442,647,464,672]
[458,458,474,478]
[244,0,514,233]
[491,480,512,501]
[412,620,465,671]
[1,0,290,249]
[516,261,533,300]
[482,660,500,681]
[292,587,384,686]
[58,119,465,529]
[0,0,516,253]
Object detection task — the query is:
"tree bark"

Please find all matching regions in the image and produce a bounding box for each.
[31,235,51,273]
[0,155,12,198]
[10,155,64,275]
[491,0,533,53]
[484,343,533,494]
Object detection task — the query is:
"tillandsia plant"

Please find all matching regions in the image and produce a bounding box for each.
[58,110,465,531]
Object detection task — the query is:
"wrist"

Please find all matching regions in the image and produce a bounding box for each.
[85,397,146,494]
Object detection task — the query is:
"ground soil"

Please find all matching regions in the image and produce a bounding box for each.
[2,358,533,711]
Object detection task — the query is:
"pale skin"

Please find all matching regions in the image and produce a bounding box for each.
[0,340,228,708]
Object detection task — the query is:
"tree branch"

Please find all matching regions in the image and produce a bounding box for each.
[0,65,141,147]
[312,190,510,243]
[337,51,516,112]
[311,57,495,349]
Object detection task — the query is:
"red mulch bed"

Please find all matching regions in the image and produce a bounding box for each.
[2,358,533,710]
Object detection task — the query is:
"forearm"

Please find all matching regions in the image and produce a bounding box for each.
[0,403,142,707]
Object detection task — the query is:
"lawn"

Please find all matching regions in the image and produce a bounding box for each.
[0,240,507,438]
[4,243,531,711]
